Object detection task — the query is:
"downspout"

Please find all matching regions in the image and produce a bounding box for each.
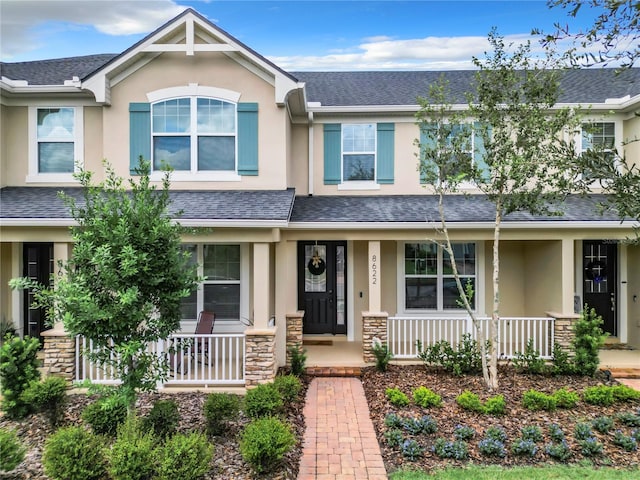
[308,112,314,196]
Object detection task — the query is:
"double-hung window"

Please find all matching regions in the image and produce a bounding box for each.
[342,124,376,182]
[28,107,83,181]
[579,122,617,181]
[152,97,236,173]
[181,244,248,328]
[402,242,477,311]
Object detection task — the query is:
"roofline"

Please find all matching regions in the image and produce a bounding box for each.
[287,220,636,230]
[0,218,290,228]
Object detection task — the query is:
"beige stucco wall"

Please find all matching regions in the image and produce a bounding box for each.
[0,243,13,326]
[1,106,28,186]
[352,240,368,341]
[622,115,640,167]
[524,241,563,316]
[104,51,288,189]
[381,240,397,315]
[627,244,640,348]
[289,123,308,192]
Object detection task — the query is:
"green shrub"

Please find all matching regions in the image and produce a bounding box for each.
[288,345,307,377]
[273,374,302,403]
[239,417,295,473]
[401,439,424,460]
[386,387,410,407]
[522,389,557,411]
[572,306,607,376]
[21,375,68,427]
[417,333,483,375]
[592,416,614,433]
[574,422,593,441]
[384,428,404,448]
[384,412,404,428]
[550,342,575,375]
[82,394,128,436]
[616,411,640,427]
[545,440,572,461]
[0,335,41,418]
[433,438,469,460]
[42,426,108,480]
[484,426,508,443]
[0,317,17,343]
[402,415,438,435]
[513,339,548,374]
[552,387,580,409]
[106,416,156,480]
[454,425,476,441]
[583,385,615,406]
[372,338,393,372]
[612,384,640,402]
[511,438,538,457]
[612,430,637,451]
[520,425,542,442]
[244,383,284,419]
[578,436,603,457]
[548,423,565,442]
[204,392,241,436]
[155,432,213,480]
[142,399,179,439]
[412,386,442,408]
[478,437,507,457]
[484,394,506,415]
[0,427,26,472]
[456,390,485,413]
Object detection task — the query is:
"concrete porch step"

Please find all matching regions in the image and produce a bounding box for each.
[305,366,362,377]
[605,368,640,379]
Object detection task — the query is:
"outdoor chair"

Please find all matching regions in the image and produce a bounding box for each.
[168,310,216,373]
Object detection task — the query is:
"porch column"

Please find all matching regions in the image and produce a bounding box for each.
[252,243,271,329]
[547,311,580,354]
[10,243,22,336]
[561,239,575,315]
[40,325,76,383]
[362,312,388,363]
[368,241,381,312]
[286,311,304,365]
[52,243,71,328]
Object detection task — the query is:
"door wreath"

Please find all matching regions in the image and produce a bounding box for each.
[308,250,326,275]
[585,260,607,283]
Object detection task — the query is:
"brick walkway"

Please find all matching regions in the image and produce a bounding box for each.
[298,377,387,480]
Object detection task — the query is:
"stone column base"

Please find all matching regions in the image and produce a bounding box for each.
[41,326,76,383]
[547,311,580,354]
[362,311,388,363]
[245,327,278,387]
[285,311,304,365]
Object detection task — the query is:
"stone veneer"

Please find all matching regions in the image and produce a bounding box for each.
[41,325,76,383]
[362,311,388,363]
[547,311,580,353]
[244,327,278,387]
[285,311,304,365]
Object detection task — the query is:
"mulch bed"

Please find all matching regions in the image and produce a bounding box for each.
[0,373,310,480]
[361,364,640,474]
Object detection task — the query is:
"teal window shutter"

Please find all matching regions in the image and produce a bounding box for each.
[474,122,490,181]
[419,124,437,184]
[129,103,150,175]
[376,123,394,184]
[324,124,341,184]
[237,103,259,175]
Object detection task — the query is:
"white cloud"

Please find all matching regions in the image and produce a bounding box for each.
[1,0,185,58]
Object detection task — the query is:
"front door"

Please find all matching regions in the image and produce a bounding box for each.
[583,240,617,336]
[298,241,347,335]
[23,243,54,340]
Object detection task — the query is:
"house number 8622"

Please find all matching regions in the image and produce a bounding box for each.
[371,254,377,285]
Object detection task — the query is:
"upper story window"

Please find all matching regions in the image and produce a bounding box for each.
[28,107,83,182]
[579,121,618,181]
[152,97,236,173]
[323,122,394,188]
[342,124,376,181]
[401,242,477,312]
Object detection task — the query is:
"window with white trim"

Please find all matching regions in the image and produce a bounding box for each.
[403,242,477,311]
[152,97,236,173]
[579,122,618,181]
[342,124,376,181]
[181,244,247,324]
[28,107,83,181]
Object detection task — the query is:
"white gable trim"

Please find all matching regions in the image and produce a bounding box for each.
[147,84,241,103]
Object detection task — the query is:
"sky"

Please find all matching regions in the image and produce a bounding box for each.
[0,0,616,70]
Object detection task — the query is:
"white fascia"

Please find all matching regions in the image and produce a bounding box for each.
[307,104,468,114]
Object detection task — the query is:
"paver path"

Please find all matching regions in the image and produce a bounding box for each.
[298,377,387,480]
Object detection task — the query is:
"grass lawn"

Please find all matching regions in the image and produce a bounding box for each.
[390,464,640,479]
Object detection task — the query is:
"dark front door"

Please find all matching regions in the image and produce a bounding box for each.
[298,241,347,335]
[583,240,617,336]
[23,243,53,340]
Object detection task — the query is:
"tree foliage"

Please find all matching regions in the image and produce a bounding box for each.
[545,0,639,68]
[11,160,199,406]
[416,30,581,390]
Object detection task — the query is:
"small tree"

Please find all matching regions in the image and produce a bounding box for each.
[416,31,580,390]
[11,160,199,407]
[573,305,607,376]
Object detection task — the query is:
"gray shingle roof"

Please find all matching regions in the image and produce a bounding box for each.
[0,187,295,222]
[290,194,624,223]
[293,69,640,106]
[0,54,118,85]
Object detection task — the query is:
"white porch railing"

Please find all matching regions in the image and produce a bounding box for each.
[387,316,554,360]
[76,333,246,386]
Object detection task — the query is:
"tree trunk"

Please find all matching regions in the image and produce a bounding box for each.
[490,206,502,391]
